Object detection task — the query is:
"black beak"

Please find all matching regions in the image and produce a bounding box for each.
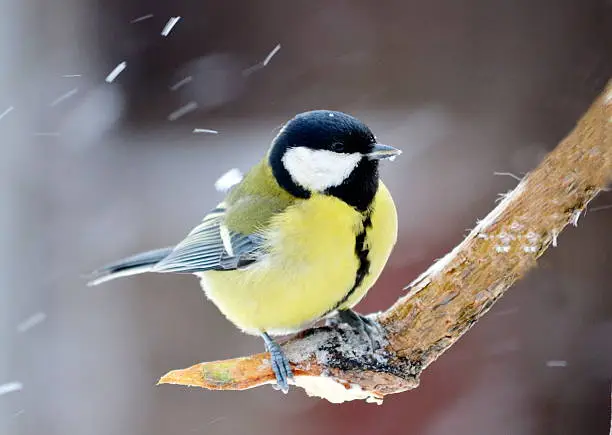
[366,143,402,161]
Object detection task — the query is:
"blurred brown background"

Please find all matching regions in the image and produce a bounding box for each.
[1,0,611,434]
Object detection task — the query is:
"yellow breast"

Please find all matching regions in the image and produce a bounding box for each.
[338,182,399,310]
[199,182,398,336]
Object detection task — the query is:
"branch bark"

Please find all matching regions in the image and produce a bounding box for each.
[158,80,612,404]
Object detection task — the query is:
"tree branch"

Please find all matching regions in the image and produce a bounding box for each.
[158,80,612,404]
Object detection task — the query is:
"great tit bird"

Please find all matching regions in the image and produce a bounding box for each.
[89,110,400,393]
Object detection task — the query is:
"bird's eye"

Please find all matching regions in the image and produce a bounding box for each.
[330,142,345,152]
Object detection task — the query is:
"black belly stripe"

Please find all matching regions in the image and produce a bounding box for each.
[331,212,372,311]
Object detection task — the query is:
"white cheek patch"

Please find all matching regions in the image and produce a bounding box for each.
[282,147,362,191]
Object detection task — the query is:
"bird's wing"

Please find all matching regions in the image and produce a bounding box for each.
[154,159,297,274]
[152,203,266,273]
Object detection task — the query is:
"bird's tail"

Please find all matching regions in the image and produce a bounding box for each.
[87,247,174,286]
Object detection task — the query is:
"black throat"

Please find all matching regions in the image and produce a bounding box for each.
[326,158,379,212]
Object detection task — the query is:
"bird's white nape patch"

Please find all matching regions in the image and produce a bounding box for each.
[214,168,243,192]
[282,147,362,191]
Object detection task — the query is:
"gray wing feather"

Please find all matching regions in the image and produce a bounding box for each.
[152,204,265,273]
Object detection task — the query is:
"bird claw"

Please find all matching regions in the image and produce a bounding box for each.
[262,333,293,393]
[329,309,384,351]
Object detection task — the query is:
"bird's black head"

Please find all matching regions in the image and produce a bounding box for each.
[269,110,401,212]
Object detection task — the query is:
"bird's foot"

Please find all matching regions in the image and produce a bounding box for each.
[261,332,293,393]
[327,309,385,351]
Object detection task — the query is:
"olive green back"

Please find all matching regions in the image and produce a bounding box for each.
[223,159,298,234]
